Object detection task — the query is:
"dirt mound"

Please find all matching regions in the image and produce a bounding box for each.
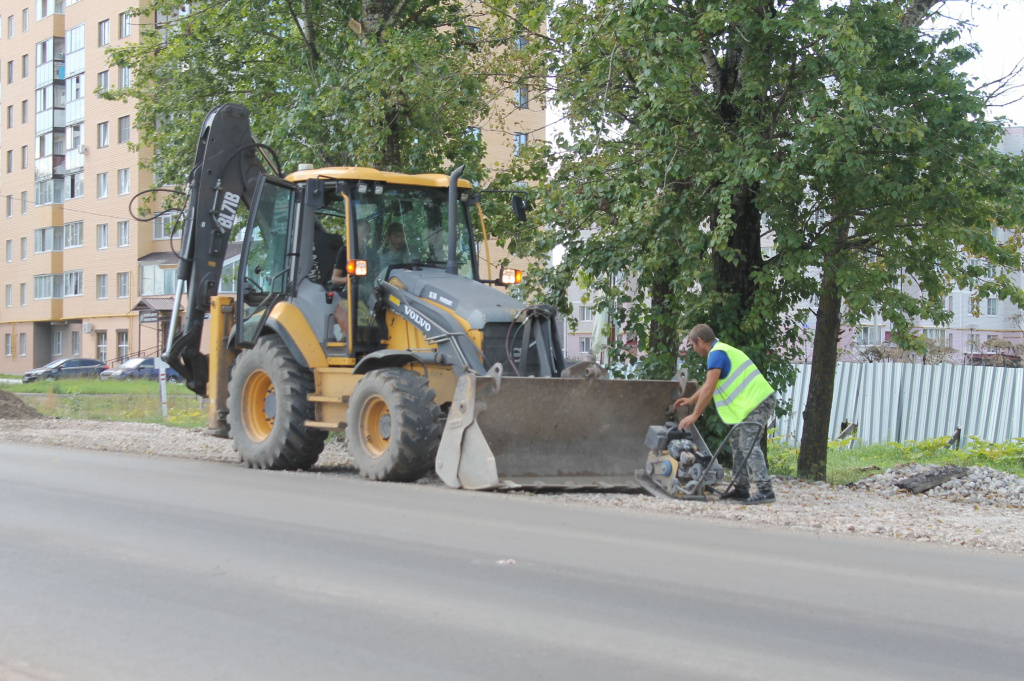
[0,389,44,419]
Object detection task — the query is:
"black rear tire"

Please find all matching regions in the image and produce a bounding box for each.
[346,368,442,482]
[226,335,325,470]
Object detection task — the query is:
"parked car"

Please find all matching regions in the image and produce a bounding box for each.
[100,357,182,382]
[22,358,109,383]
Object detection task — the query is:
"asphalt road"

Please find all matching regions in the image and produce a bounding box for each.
[1,443,1022,681]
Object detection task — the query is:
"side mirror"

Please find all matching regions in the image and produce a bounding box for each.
[512,195,529,222]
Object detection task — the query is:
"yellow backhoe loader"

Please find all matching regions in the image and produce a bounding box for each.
[162,104,683,490]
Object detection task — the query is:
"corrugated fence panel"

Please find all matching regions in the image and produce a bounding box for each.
[777,363,1023,446]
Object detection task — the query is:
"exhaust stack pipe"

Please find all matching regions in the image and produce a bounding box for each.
[446,165,465,275]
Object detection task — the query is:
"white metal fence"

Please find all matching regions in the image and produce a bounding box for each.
[775,363,1024,446]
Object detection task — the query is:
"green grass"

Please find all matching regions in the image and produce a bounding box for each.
[16,392,208,428]
[11,377,195,395]
[768,436,1024,484]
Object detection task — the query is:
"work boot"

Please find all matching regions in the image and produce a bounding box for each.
[743,489,776,505]
[718,485,749,502]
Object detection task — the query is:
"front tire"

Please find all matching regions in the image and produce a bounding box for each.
[226,335,326,470]
[346,368,442,482]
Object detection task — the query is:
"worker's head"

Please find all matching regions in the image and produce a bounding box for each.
[386,222,406,251]
[686,324,717,358]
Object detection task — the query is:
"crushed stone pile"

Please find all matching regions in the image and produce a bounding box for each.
[851,463,1024,509]
[0,390,44,420]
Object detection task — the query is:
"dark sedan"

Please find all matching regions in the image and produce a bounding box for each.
[22,358,109,383]
[100,357,182,382]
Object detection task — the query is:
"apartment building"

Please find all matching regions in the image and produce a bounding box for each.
[0,0,545,374]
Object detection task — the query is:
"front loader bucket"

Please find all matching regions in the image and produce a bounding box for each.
[436,366,684,491]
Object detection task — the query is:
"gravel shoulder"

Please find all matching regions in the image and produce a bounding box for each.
[2,416,1022,556]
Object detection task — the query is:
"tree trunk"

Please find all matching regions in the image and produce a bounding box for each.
[711,182,763,315]
[798,266,842,480]
[648,271,675,364]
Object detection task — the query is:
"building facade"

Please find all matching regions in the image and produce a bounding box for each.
[0,0,544,374]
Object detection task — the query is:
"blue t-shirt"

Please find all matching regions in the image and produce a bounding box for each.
[707,342,731,379]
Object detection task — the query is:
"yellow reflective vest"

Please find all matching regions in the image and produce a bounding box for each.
[710,342,775,424]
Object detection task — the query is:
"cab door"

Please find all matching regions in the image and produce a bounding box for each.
[236,176,297,347]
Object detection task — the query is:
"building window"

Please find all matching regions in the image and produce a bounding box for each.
[98,19,109,46]
[65,172,85,200]
[64,270,84,297]
[516,36,528,50]
[35,179,63,206]
[116,331,129,361]
[96,331,107,362]
[5,62,11,85]
[153,213,180,240]
[117,220,130,246]
[118,11,131,38]
[857,325,882,346]
[4,334,10,357]
[141,265,175,295]
[20,191,27,214]
[64,221,83,248]
[513,132,528,156]
[5,195,12,217]
[514,85,529,109]
[5,239,10,262]
[579,337,592,355]
[97,70,108,92]
[7,16,12,39]
[117,272,129,298]
[53,331,63,356]
[6,150,11,173]
[97,121,109,147]
[97,223,108,249]
[117,168,130,195]
[118,65,131,88]
[20,283,26,306]
[34,274,64,300]
[34,226,64,253]
[5,284,11,307]
[21,145,27,169]
[466,126,481,140]
[97,172,108,198]
[19,333,27,356]
[6,104,12,127]
[987,297,998,316]
[118,115,130,143]
[21,54,28,77]
[96,274,107,299]
[21,99,27,123]
[71,331,80,356]
[20,237,27,259]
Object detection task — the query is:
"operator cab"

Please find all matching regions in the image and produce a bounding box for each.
[236,167,478,359]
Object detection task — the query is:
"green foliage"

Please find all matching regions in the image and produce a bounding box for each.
[769,436,1024,484]
[20,392,207,428]
[491,0,1024,478]
[12,378,194,395]
[106,0,538,196]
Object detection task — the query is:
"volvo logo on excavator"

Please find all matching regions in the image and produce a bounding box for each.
[216,192,242,231]
[403,305,432,333]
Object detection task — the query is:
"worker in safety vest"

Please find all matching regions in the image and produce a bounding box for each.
[673,324,777,505]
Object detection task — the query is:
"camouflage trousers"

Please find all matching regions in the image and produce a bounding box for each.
[727,393,776,491]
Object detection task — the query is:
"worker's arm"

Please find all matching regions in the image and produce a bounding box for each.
[679,368,721,430]
[331,268,349,286]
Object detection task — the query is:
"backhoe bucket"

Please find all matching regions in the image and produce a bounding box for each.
[436,367,684,491]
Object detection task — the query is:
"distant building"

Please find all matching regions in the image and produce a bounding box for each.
[0,1,543,373]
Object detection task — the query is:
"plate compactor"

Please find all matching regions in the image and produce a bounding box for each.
[635,419,768,501]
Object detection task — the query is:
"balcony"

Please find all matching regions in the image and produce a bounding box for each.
[65,98,84,125]
[35,155,67,181]
[36,60,66,88]
[64,149,84,172]
[35,109,66,135]
[65,50,85,77]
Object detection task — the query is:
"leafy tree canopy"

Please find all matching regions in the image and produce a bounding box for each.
[491,0,1024,473]
[107,0,539,188]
